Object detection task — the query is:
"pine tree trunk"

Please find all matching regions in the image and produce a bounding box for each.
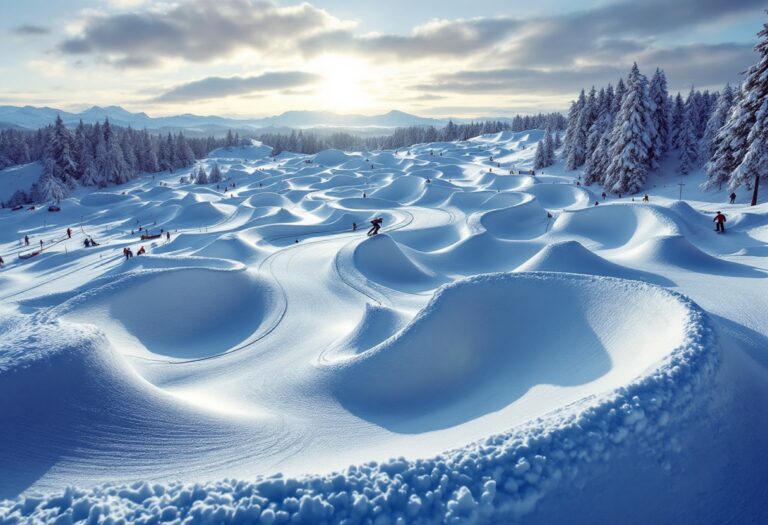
[752,174,760,206]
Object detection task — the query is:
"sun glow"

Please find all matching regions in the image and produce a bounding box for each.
[314,55,375,112]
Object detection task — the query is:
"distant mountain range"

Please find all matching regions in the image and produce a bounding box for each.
[0,105,458,134]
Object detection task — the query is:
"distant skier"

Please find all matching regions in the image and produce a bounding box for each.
[594,201,599,206]
[367,217,383,236]
[24,235,29,246]
[642,194,649,202]
[714,211,726,233]
[729,192,736,204]
[39,239,43,250]
[166,231,171,242]
[84,238,91,248]
[66,227,72,239]
[137,246,146,255]
[363,192,367,199]
[0,255,4,267]
[352,222,357,232]
[601,192,607,200]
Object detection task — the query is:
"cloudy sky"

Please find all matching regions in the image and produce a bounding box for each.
[1,0,764,118]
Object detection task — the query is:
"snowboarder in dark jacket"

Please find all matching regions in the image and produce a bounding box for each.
[367,217,383,236]
[714,211,726,233]
[729,192,736,204]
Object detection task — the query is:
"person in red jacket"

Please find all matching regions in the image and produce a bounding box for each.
[713,211,726,233]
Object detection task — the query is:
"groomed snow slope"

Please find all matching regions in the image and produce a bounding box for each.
[1,132,767,524]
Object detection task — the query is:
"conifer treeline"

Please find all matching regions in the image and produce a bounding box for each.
[2,116,239,205]
[562,65,724,194]
[562,14,767,201]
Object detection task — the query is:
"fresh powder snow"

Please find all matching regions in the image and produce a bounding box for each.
[0,132,767,524]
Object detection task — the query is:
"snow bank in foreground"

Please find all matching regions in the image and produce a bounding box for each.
[0,274,718,525]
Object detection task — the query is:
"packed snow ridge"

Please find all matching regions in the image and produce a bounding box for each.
[1,131,767,524]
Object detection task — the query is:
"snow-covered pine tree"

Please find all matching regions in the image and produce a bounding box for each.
[72,120,87,179]
[141,130,159,173]
[670,93,686,149]
[544,127,556,166]
[583,92,614,186]
[697,90,714,138]
[534,137,548,169]
[603,63,655,194]
[566,88,596,170]
[702,84,735,163]
[583,126,612,186]
[648,68,670,168]
[563,90,585,163]
[35,158,68,203]
[48,115,77,186]
[209,162,223,183]
[174,133,195,170]
[93,121,130,186]
[686,91,702,142]
[612,78,626,116]
[678,89,700,175]
[727,14,768,205]
[195,165,209,185]
[80,146,99,187]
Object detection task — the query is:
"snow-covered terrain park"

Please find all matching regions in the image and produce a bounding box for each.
[1,131,767,524]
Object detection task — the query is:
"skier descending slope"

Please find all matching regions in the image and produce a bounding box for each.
[367,217,383,236]
[713,211,727,233]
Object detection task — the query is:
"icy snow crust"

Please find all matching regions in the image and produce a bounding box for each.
[0,132,765,523]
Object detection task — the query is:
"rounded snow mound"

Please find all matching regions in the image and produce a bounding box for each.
[618,234,766,277]
[322,304,410,362]
[330,272,694,427]
[370,176,425,204]
[482,175,535,191]
[80,192,139,207]
[353,234,444,291]
[525,184,591,210]
[313,149,356,166]
[194,233,268,264]
[515,240,672,285]
[174,201,234,226]
[478,199,549,239]
[58,268,276,360]
[242,192,293,209]
[112,254,243,273]
[551,204,678,249]
[336,197,399,210]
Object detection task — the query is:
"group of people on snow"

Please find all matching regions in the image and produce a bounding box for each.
[123,245,147,259]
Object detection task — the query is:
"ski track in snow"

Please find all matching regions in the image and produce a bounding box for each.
[1,130,767,524]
